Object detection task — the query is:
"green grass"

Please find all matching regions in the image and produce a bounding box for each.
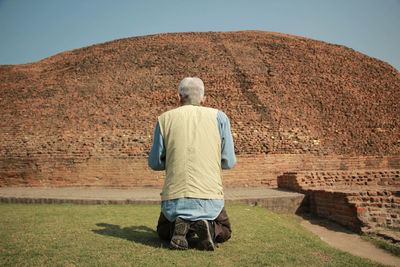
[0,203,385,267]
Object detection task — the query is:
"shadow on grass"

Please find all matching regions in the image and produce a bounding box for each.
[92,223,167,248]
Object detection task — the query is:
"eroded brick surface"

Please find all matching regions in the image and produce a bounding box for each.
[0,31,399,187]
[278,171,400,232]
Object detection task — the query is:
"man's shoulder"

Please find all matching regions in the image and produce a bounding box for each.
[217,110,228,116]
[158,106,181,119]
[199,106,219,113]
[217,110,230,121]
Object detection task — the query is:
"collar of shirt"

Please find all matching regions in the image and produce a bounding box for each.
[183,100,201,106]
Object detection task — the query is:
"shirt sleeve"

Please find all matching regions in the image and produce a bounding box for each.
[217,110,237,169]
[148,120,166,170]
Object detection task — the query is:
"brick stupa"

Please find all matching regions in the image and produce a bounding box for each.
[1,31,400,233]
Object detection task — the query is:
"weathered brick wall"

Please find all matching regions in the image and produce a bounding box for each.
[278,170,400,232]
[1,154,399,188]
[347,189,400,230]
[306,189,400,232]
[308,190,363,231]
[278,169,400,190]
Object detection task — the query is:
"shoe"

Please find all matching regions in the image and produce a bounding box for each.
[186,229,195,239]
[169,217,190,250]
[192,219,216,251]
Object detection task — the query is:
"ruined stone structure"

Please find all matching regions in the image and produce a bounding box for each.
[278,171,400,232]
[0,31,399,231]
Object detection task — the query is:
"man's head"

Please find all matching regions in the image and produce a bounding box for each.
[178,77,205,105]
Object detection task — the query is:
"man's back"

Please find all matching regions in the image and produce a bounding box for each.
[158,105,223,201]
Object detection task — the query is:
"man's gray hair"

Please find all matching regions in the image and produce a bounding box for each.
[178,77,204,103]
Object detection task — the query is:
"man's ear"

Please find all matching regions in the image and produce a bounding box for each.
[200,96,206,105]
[177,94,184,104]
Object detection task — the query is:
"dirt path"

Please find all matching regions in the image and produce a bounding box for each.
[300,217,400,267]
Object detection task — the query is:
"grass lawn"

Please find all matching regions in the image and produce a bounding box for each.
[0,203,385,267]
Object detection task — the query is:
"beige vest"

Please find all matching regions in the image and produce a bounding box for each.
[158,105,223,201]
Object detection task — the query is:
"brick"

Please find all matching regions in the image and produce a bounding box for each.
[357,207,367,214]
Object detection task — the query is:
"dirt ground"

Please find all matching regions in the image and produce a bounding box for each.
[300,215,400,267]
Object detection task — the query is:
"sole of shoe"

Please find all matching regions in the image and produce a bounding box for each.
[169,217,189,250]
[169,236,189,250]
[196,220,216,251]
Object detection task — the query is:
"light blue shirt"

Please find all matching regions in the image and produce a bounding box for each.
[148,109,236,222]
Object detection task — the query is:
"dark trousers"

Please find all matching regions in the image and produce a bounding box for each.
[156,207,232,243]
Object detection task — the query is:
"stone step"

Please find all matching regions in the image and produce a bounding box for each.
[0,187,305,214]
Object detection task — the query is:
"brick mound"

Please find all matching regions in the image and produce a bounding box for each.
[0,31,399,189]
[0,31,399,162]
[278,171,400,233]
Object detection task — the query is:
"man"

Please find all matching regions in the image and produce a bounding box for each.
[148,77,236,250]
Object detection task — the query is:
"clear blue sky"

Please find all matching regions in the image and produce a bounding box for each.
[0,0,399,71]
